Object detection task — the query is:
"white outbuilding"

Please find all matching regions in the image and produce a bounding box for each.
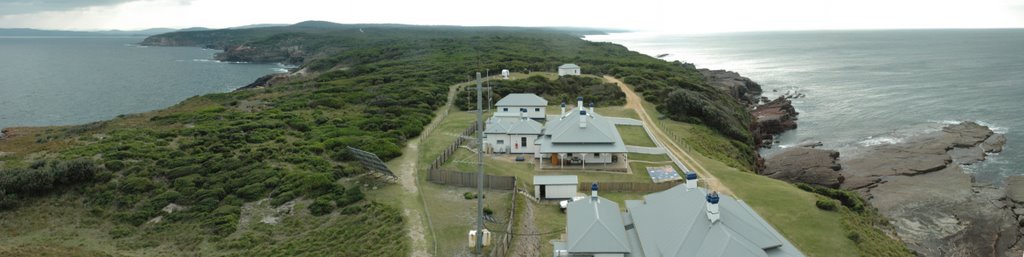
[558,63,581,76]
[534,175,578,200]
[501,69,510,79]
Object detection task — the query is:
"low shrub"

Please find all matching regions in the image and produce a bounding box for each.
[309,196,336,216]
[816,197,838,211]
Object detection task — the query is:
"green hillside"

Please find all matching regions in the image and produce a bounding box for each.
[0,21,905,256]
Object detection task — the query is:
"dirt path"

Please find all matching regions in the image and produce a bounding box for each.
[510,198,539,257]
[393,83,462,257]
[606,75,734,196]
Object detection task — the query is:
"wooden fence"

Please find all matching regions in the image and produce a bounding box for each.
[429,122,477,171]
[428,169,516,190]
[489,186,517,257]
[576,181,683,193]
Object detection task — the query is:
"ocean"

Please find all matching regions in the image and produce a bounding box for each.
[0,37,286,131]
[587,29,1024,184]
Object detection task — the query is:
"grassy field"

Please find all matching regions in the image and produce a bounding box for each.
[402,105,518,257]
[630,92,862,257]
[617,125,656,147]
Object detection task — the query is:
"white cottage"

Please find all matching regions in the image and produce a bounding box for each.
[484,108,543,154]
[558,63,581,76]
[536,97,627,168]
[494,93,547,120]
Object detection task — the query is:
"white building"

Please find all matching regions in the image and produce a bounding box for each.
[494,93,548,120]
[537,97,627,167]
[553,179,805,257]
[558,63,581,76]
[534,175,578,200]
[484,108,543,154]
[501,69,510,79]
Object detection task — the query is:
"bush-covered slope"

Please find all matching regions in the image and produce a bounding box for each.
[1,22,759,255]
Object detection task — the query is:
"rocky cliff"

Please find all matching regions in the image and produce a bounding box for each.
[699,69,763,105]
[762,148,844,188]
[751,96,799,148]
[839,122,1018,257]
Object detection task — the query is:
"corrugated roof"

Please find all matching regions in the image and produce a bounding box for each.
[507,119,543,134]
[484,117,542,135]
[626,185,793,257]
[495,93,547,107]
[560,63,580,69]
[567,197,631,253]
[537,108,627,153]
[547,110,620,144]
[534,175,579,185]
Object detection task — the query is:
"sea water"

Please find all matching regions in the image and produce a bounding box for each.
[0,37,286,130]
[587,29,1024,184]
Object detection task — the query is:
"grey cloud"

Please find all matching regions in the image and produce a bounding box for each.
[0,0,142,16]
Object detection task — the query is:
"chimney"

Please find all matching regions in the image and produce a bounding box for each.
[589,102,595,114]
[520,108,527,121]
[560,101,566,119]
[579,110,587,128]
[576,96,584,112]
[591,182,599,201]
[685,172,698,190]
[706,192,720,223]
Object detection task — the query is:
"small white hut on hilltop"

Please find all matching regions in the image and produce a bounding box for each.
[558,63,581,76]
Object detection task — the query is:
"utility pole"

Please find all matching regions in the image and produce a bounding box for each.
[485,69,491,113]
[474,72,485,255]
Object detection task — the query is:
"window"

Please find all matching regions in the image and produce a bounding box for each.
[593,153,600,157]
[497,140,504,144]
[521,137,527,147]
[535,108,540,112]
[567,153,573,157]
[503,108,508,112]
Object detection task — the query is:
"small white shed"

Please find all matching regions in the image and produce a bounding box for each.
[558,63,581,76]
[501,69,510,79]
[534,175,578,200]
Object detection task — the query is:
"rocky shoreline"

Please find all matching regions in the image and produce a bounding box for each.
[767,122,1019,256]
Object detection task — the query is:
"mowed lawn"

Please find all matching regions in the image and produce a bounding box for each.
[617,125,656,147]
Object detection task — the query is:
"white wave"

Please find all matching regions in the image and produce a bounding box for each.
[927,119,1008,134]
[858,136,904,147]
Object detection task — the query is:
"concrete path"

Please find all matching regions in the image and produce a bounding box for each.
[626,146,666,154]
[607,117,643,126]
[607,75,734,196]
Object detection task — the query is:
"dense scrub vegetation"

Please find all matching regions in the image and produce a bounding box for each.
[0,21,763,255]
[455,75,625,110]
[0,159,99,210]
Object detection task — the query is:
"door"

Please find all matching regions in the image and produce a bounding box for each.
[540,185,547,199]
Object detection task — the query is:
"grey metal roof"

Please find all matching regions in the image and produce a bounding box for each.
[495,93,548,107]
[567,197,631,253]
[537,108,627,153]
[533,175,579,185]
[484,117,542,135]
[560,63,581,69]
[547,110,619,144]
[625,185,797,257]
[507,119,543,134]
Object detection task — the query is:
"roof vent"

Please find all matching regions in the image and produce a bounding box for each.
[520,108,527,120]
[685,172,698,190]
[560,101,567,119]
[579,110,587,128]
[706,192,720,223]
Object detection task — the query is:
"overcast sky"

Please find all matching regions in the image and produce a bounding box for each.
[1,0,1023,33]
